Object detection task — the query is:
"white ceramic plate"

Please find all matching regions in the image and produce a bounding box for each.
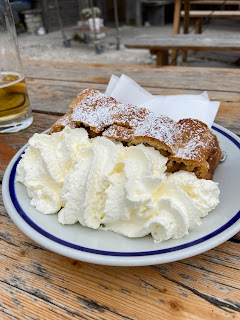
[2,123,240,266]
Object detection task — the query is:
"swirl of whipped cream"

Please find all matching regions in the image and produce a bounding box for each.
[104,145,167,223]
[16,127,90,214]
[166,171,220,217]
[16,126,220,242]
[59,137,118,228]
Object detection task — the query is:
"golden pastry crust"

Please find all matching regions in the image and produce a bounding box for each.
[49,89,221,179]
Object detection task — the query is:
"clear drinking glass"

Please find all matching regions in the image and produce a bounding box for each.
[0,0,33,133]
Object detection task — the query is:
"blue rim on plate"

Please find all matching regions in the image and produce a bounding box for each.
[7,124,240,257]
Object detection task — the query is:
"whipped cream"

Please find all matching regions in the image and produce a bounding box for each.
[16,126,220,242]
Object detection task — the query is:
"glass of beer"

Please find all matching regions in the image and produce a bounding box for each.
[0,0,33,133]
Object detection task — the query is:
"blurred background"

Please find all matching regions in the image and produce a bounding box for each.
[12,0,240,68]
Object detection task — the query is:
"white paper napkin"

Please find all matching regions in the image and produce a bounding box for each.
[105,74,220,128]
[104,75,120,97]
[108,74,152,105]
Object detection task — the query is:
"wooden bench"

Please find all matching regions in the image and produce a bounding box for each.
[181,0,240,34]
[188,0,240,4]
[181,10,240,33]
[125,35,240,65]
[172,0,240,62]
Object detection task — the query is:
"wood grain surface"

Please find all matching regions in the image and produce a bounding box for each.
[125,35,240,51]
[0,61,239,320]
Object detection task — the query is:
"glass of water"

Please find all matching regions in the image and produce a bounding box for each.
[0,0,33,133]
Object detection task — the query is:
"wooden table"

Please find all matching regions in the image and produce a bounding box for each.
[125,35,240,66]
[1,60,240,320]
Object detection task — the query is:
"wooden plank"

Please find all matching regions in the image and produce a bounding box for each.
[125,35,240,50]
[181,9,240,17]
[189,0,240,4]
[22,60,240,93]
[126,35,240,64]
[25,76,240,104]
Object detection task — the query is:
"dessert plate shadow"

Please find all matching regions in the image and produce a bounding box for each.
[2,123,240,266]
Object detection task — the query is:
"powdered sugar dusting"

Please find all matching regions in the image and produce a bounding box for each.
[173,119,216,161]
[134,113,180,153]
[71,89,116,132]
[112,103,150,128]
[103,124,134,142]
[175,140,205,161]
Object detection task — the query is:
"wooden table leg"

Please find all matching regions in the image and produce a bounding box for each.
[195,18,202,33]
[171,0,182,65]
[182,0,190,62]
[156,50,169,66]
